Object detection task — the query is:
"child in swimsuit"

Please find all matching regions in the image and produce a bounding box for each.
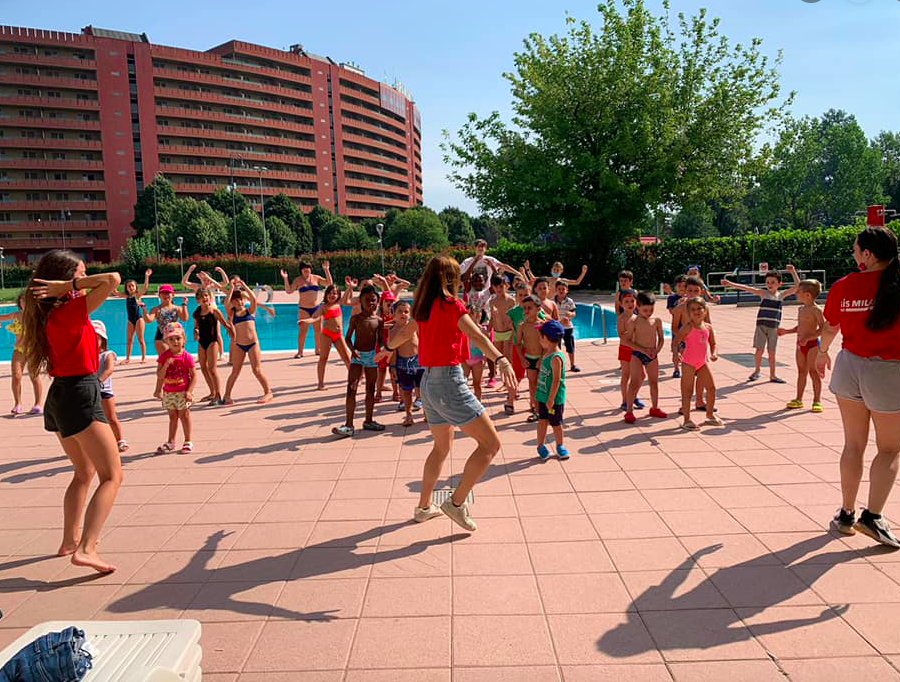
[115,267,151,364]
[616,289,644,412]
[389,300,424,426]
[282,259,332,358]
[465,304,489,400]
[192,286,233,405]
[667,275,687,378]
[92,320,127,452]
[622,292,667,423]
[671,276,713,412]
[490,274,517,413]
[777,279,825,412]
[333,285,384,438]
[222,279,273,405]
[672,297,723,430]
[1,293,43,415]
[299,284,351,389]
[376,292,399,404]
[516,295,545,423]
[142,284,188,356]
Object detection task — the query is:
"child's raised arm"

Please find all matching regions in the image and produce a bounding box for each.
[560,265,588,287]
[720,278,766,297]
[139,268,152,298]
[177,296,189,321]
[781,264,802,299]
[181,264,198,291]
[213,307,235,337]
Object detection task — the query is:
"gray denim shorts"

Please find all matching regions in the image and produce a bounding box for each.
[753,324,779,353]
[420,365,485,427]
[830,349,900,413]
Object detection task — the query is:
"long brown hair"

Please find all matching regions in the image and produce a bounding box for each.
[857,227,900,331]
[412,256,461,322]
[21,250,81,375]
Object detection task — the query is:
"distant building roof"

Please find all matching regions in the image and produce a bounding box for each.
[82,26,149,43]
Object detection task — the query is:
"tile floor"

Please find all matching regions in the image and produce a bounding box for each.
[1,303,899,681]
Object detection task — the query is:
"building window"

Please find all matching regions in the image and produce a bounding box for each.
[0,213,11,222]
[26,192,41,201]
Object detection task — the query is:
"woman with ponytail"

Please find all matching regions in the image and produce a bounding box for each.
[22,250,123,573]
[817,227,900,548]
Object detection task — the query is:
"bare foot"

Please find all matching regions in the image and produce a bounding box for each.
[257,392,274,404]
[57,540,79,556]
[294,352,303,359]
[221,398,235,405]
[71,549,117,574]
[317,383,325,390]
[200,394,214,402]
[122,358,130,365]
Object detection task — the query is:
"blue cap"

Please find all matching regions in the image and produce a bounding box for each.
[539,319,565,342]
[686,265,700,273]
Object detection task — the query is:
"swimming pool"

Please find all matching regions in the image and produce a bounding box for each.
[0,300,622,358]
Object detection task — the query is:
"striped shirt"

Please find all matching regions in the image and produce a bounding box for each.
[756,291,784,328]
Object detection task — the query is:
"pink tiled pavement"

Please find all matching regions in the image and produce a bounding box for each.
[3,302,900,680]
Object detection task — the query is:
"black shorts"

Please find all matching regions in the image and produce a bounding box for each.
[397,367,424,392]
[563,328,575,354]
[537,401,564,427]
[44,374,108,438]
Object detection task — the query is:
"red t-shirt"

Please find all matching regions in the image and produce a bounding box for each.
[824,270,900,361]
[417,297,469,367]
[46,295,99,377]
[157,349,195,392]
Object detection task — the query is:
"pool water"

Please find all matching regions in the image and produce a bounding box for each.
[0,300,622,358]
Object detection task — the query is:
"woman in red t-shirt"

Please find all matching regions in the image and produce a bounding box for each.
[382,256,516,532]
[21,250,123,573]
[816,227,900,548]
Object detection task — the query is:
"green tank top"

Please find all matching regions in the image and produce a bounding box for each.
[535,351,565,405]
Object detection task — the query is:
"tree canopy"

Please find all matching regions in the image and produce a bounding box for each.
[439,207,477,246]
[385,207,449,250]
[442,0,791,260]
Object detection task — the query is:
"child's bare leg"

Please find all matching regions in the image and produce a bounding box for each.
[527,369,538,412]
[375,366,386,399]
[180,409,192,443]
[626,357,643,412]
[344,364,362,427]
[197,347,213,398]
[681,367,697,426]
[57,435,95,555]
[699,366,718,420]
[335,338,352,367]
[125,322,134,363]
[754,348,764,375]
[207,342,222,398]
[768,350,777,379]
[487,358,495,381]
[10,353,23,408]
[297,318,309,357]
[364,366,377,423]
[552,423,564,447]
[68,420,122,573]
[471,362,484,400]
[389,367,399,400]
[167,410,179,444]
[248,347,272,402]
[619,360,631,405]
[795,348,807,402]
[317,338,331,388]
[101,398,123,442]
[136,320,146,362]
[222,351,244,403]
[402,389,414,425]
[648,358,660,408]
[537,418,549,447]
[29,373,42,409]
[808,348,822,403]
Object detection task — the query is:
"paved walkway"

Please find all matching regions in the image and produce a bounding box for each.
[2,304,899,681]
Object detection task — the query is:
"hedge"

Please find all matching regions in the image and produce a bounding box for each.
[0,223,892,292]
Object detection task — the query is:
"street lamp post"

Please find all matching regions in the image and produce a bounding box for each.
[177,235,184,282]
[230,155,242,257]
[376,222,385,273]
[0,246,5,291]
[153,183,160,261]
[253,166,268,257]
[60,209,70,249]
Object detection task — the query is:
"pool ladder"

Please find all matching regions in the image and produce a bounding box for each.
[590,303,609,344]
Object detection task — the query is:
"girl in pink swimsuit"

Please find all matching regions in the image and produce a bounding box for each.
[673,297,723,430]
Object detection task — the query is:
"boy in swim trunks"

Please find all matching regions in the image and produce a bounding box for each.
[389,300,424,426]
[667,275,687,377]
[623,292,667,423]
[778,279,825,412]
[516,295,545,423]
[617,289,644,411]
[333,285,384,438]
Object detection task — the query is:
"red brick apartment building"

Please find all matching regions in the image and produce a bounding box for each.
[0,25,422,263]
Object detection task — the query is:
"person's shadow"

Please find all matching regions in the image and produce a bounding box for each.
[597,533,882,657]
[103,523,465,622]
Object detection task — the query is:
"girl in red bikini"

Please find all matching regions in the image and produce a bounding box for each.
[299,284,351,389]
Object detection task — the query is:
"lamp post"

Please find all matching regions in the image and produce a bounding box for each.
[229,155,242,257]
[376,222,385,273]
[0,246,5,291]
[253,166,268,257]
[153,183,160,261]
[176,235,184,282]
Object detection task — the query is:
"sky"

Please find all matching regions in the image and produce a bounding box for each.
[5,0,900,215]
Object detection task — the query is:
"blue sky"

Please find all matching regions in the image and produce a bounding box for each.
[6,0,900,214]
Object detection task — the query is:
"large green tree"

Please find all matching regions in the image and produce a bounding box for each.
[307,205,335,252]
[385,207,449,250]
[163,198,229,256]
[470,214,509,246]
[233,207,265,254]
[319,215,354,252]
[206,186,249,218]
[264,193,313,254]
[332,223,377,251]
[266,215,299,257]
[755,111,884,230]
[439,207,476,245]
[872,131,900,215]
[442,0,790,261]
[132,174,176,237]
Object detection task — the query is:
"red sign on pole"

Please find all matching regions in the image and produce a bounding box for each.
[867,205,885,227]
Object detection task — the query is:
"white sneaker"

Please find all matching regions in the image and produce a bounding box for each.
[440,496,477,532]
[413,503,443,523]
